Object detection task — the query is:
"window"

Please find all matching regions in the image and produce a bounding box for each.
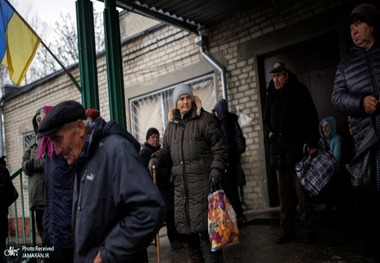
[23,132,34,150]
[130,74,216,143]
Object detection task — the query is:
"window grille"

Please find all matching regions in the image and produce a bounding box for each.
[23,132,35,150]
[130,74,216,144]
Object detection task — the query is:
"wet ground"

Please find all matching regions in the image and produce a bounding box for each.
[147,207,379,263]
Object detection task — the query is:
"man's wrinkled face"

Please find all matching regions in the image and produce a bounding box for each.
[350,20,375,49]
[176,94,192,116]
[271,71,288,90]
[48,121,87,166]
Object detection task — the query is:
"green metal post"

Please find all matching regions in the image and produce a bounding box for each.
[104,0,126,128]
[76,0,100,109]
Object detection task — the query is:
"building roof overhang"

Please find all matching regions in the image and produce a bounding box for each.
[100,0,261,34]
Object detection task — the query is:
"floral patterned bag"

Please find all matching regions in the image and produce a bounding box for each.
[208,184,239,251]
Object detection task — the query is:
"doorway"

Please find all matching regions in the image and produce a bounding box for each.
[259,32,345,206]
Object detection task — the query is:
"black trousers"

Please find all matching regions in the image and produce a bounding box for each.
[185,232,223,263]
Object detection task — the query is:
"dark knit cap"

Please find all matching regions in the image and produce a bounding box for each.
[350,3,380,26]
[146,127,159,140]
[37,100,86,137]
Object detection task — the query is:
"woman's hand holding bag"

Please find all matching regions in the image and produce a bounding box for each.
[208,181,239,251]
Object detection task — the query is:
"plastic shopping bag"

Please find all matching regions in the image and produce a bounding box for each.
[296,138,339,197]
[208,188,239,251]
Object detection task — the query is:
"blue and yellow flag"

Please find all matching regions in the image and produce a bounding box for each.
[0,0,40,85]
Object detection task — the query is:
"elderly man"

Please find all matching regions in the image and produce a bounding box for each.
[37,100,165,263]
[263,62,320,245]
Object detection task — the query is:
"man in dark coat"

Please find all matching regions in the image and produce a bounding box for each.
[263,62,320,245]
[139,127,183,250]
[37,100,165,263]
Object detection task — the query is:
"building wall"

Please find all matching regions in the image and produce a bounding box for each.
[119,11,161,40]
[2,0,359,214]
[201,0,349,209]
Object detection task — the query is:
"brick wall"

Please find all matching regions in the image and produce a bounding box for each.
[2,0,354,214]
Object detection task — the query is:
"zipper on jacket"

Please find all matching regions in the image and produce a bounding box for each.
[180,126,191,227]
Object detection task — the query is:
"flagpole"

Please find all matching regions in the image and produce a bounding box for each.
[40,41,82,92]
[4,0,82,91]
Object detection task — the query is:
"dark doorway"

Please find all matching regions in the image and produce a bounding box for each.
[259,32,345,207]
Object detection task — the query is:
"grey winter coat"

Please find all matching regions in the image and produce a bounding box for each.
[22,109,45,211]
[152,104,226,234]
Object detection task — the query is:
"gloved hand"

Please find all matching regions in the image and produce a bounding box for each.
[25,160,34,173]
[209,168,223,185]
[148,158,159,173]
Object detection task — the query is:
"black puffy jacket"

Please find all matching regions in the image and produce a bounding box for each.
[331,41,380,156]
[153,104,226,234]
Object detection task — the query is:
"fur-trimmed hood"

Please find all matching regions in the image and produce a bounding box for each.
[168,95,202,121]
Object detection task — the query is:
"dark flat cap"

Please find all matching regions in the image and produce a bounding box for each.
[270,62,288,73]
[37,100,86,137]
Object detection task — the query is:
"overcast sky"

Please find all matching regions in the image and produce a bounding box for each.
[11,0,104,29]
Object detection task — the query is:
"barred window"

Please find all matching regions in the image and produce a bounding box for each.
[130,74,216,144]
[23,132,34,150]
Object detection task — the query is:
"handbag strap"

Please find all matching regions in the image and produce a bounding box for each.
[210,181,222,193]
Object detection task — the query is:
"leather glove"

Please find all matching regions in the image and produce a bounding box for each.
[148,158,159,173]
[210,168,222,185]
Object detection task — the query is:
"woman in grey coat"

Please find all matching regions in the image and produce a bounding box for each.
[151,84,227,263]
[22,108,46,240]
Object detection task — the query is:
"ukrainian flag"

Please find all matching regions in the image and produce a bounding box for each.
[0,0,40,85]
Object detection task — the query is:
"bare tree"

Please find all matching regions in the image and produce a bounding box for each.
[29,10,105,83]
[30,13,78,79]
[1,2,105,87]
[0,0,49,87]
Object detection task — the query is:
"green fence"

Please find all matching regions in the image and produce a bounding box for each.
[7,167,36,248]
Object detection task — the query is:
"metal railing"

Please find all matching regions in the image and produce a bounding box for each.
[7,167,36,248]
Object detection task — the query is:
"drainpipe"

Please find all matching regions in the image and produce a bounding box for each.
[195,35,228,100]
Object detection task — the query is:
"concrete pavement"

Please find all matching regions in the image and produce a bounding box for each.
[147,207,378,263]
